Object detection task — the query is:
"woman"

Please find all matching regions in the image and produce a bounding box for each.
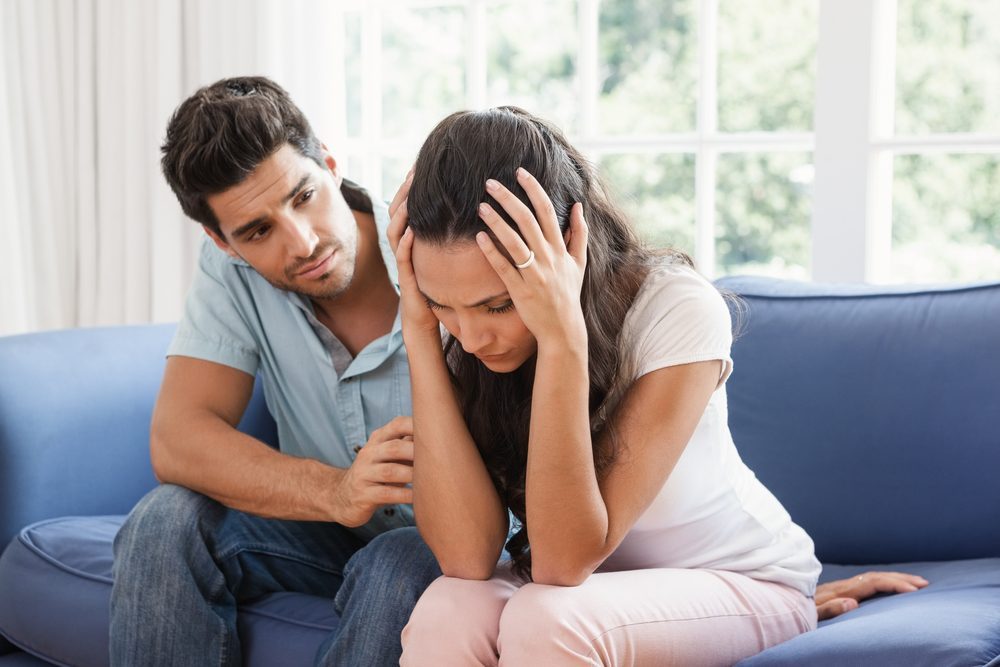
[388,106,919,665]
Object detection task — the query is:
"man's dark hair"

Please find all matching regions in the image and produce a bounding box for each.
[161,76,370,238]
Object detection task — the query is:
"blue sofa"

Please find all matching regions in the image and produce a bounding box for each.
[1,277,998,666]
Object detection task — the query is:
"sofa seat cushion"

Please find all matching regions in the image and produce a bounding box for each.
[0,516,337,667]
[739,559,1000,666]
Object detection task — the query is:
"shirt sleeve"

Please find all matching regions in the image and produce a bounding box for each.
[631,267,734,388]
[167,240,261,376]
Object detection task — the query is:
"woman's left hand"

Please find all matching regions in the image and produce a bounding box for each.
[476,167,589,348]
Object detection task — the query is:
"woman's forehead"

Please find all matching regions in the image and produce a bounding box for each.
[410,238,507,306]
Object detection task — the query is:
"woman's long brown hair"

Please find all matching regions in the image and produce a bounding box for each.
[407,107,690,578]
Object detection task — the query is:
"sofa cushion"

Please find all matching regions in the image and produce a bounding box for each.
[0,516,336,667]
[0,653,53,666]
[715,278,1000,564]
[739,559,1000,666]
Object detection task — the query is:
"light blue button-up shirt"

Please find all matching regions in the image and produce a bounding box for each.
[167,201,413,539]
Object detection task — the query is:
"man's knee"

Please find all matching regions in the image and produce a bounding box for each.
[344,527,441,592]
[113,484,220,562]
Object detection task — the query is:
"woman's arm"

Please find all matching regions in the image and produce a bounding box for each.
[528,356,721,585]
[391,196,507,579]
[476,169,722,585]
[406,332,508,579]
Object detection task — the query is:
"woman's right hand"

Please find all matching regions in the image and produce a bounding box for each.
[387,169,413,253]
[390,173,443,344]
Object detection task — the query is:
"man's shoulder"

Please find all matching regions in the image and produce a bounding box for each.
[196,236,252,278]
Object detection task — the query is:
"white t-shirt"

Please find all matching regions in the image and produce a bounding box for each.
[596,261,821,598]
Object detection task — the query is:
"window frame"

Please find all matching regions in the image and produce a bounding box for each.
[339,0,1000,283]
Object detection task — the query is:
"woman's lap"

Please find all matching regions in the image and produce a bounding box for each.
[401,566,815,666]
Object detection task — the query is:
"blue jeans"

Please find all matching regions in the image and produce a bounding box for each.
[109,484,441,666]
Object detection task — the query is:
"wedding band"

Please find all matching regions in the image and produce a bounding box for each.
[514,250,535,270]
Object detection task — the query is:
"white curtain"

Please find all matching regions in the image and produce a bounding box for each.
[0,0,345,336]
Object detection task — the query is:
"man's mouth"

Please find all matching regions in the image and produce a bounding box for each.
[295,250,335,280]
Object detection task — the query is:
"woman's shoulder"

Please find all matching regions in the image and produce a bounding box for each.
[628,259,730,330]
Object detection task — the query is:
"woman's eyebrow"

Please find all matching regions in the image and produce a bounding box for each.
[419,290,510,308]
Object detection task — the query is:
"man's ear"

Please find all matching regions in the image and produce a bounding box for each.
[203,226,241,260]
[320,143,343,186]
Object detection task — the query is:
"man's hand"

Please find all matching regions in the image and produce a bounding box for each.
[815,571,929,620]
[330,416,415,527]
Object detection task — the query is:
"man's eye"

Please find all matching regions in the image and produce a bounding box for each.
[298,189,315,205]
[248,226,271,241]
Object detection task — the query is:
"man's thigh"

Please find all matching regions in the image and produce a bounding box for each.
[211,504,370,602]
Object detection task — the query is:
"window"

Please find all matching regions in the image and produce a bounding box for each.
[340,0,999,283]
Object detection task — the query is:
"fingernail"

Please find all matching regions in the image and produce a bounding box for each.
[485,179,499,192]
[517,167,527,179]
[476,231,488,244]
[478,202,490,216]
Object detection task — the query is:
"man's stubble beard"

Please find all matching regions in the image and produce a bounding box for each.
[273,238,358,301]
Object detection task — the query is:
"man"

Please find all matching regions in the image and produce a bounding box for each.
[109,76,438,666]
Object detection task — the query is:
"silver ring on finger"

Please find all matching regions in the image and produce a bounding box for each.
[514,250,535,270]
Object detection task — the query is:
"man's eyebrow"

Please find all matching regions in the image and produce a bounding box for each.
[230,174,312,240]
[419,289,511,308]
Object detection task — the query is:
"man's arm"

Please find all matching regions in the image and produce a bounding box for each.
[150,356,413,524]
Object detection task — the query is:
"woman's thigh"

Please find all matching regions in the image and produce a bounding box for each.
[497,568,816,667]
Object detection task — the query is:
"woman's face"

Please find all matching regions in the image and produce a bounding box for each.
[410,237,537,373]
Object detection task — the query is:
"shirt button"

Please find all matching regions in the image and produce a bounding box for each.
[384,508,396,517]
[353,445,361,454]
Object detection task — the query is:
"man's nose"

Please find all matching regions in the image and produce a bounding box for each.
[287,217,319,258]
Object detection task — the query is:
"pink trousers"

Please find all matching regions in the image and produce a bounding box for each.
[400,565,816,666]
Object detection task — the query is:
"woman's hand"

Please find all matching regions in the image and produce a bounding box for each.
[387,169,413,254]
[815,571,929,620]
[396,229,443,344]
[475,168,589,349]
[389,171,442,344]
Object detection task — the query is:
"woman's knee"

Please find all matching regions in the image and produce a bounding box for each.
[498,583,596,664]
[401,575,508,666]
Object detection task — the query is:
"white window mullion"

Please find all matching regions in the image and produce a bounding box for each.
[466,0,487,109]
[812,0,896,282]
[578,0,599,140]
[695,0,718,277]
[866,0,897,283]
[360,5,383,198]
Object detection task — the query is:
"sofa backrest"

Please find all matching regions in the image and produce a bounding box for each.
[0,324,277,546]
[715,277,1000,564]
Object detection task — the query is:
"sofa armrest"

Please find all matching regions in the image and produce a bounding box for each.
[0,324,277,546]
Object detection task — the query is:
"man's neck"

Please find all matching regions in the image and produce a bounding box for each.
[311,210,399,357]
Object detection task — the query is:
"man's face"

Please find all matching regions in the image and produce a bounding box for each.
[205,144,359,300]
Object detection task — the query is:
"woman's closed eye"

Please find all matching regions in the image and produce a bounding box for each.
[423,296,514,315]
[486,301,514,315]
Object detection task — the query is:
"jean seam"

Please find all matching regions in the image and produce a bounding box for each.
[214,542,347,577]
